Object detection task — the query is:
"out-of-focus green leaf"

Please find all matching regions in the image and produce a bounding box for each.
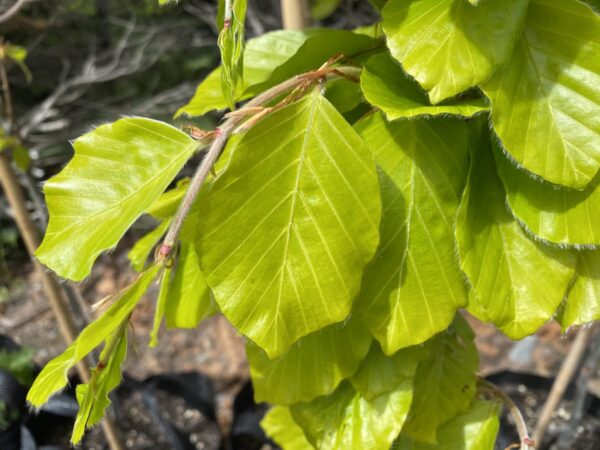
[0,347,35,386]
[127,220,171,272]
[382,0,529,103]
[13,145,31,172]
[402,316,478,443]
[361,53,489,120]
[165,243,216,329]
[196,93,381,359]
[310,0,341,19]
[26,264,160,407]
[456,128,577,338]
[4,44,32,82]
[560,251,600,329]
[396,399,501,450]
[35,118,198,281]
[247,318,372,405]
[481,0,600,189]
[291,381,413,450]
[262,406,314,450]
[218,0,247,109]
[354,112,469,354]
[72,325,128,444]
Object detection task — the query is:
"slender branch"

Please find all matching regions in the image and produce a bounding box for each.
[0,0,33,23]
[478,379,534,450]
[159,65,362,252]
[533,326,593,447]
[281,0,311,30]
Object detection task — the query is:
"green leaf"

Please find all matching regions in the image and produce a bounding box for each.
[495,147,600,246]
[360,53,489,120]
[353,112,469,354]
[382,0,529,103]
[165,243,216,329]
[456,128,577,338]
[560,251,600,329]
[402,316,478,444]
[4,44,32,83]
[13,145,31,172]
[196,92,381,358]
[291,381,413,450]
[310,0,341,19]
[26,264,160,407]
[262,406,314,450]
[72,325,128,444]
[35,118,198,281]
[0,347,35,386]
[396,399,501,450]
[218,0,247,108]
[150,266,172,347]
[481,0,600,189]
[127,219,171,272]
[351,342,425,401]
[247,318,372,405]
[146,177,189,220]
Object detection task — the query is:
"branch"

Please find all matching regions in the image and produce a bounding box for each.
[0,0,33,23]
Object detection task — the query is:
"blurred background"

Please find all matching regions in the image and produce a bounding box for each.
[0,1,599,449]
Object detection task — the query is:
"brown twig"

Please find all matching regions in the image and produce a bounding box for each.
[280,0,311,30]
[479,379,535,450]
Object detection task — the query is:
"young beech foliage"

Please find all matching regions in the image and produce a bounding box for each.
[26,0,600,447]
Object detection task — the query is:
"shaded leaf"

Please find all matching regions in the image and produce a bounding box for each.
[310,0,341,19]
[354,112,469,354]
[291,381,413,450]
[218,0,247,108]
[262,406,314,450]
[361,52,489,120]
[150,266,172,347]
[196,92,381,358]
[382,0,529,103]
[560,250,600,329]
[36,118,198,281]
[402,316,478,443]
[247,318,372,405]
[456,128,577,338]
[146,177,189,220]
[27,264,160,407]
[481,0,600,189]
[127,219,171,272]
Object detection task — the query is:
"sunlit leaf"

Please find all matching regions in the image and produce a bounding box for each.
[402,316,478,443]
[27,264,160,407]
[127,220,171,272]
[146,178,190,220]
[456,128,577,338]
[165,243,216,329]
[481,0,600,189]
[361,53,489,120]
[291,381,413,450]
[150,266,172,347]
[218,0,247,108]
[247,318,372,405]
[559,250,600,329]
[382,0,529,103]
[396,399,501,450]
[354,112,469,354]
[196,92,381,358]
[36,118,198,281]
[262,406,314,450]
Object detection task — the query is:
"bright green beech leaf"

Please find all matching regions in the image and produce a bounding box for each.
[146,178,189,220]
[496,148,600,247]
[36,118,198,281]
[196,92,381,358]
[262,406,314,450]
[457,129,577,339]
[127,220,171,272]
[27,264,160,407]
[351,342,425,401]
[481,0,600,189]
[560,251,600,329]
[291,381,413,450]
[218,0,247,108]
[361,53,489,120]
[247,318,372,405]
[72,325,128,444]
[165,243,216,329]
[396,399,501,450]
[402,316,478,444]
[354,112,469,354]
[382,0,529,103]
[150,266,172,347]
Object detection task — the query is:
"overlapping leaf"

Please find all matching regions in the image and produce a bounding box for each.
[217,0,247,108]
[247,318,372,405]
[196,92,381,358]
[291,381,413,450]
[262,406,314,450]
[127,220,171,272]
[396,399,501,450]
[361,53,489,120]
[382,0,529,103]
[36,118,198,281]
[456,129,577,339]
[482,0,600,189]
[401,317,478,443]
[560,251,600,329]
[354,112,469,354]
